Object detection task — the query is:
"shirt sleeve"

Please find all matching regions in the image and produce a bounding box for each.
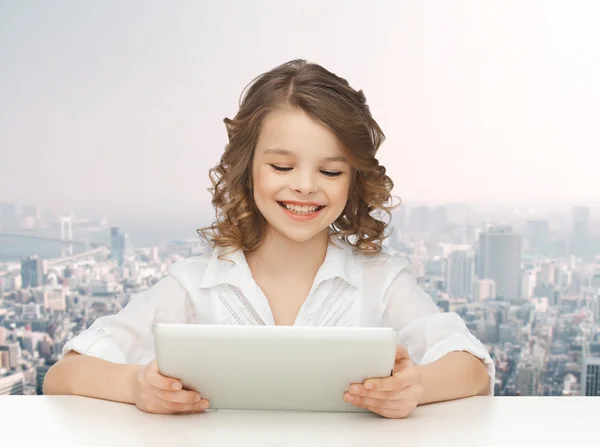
[381,263,496,396]
[62,274,189,365]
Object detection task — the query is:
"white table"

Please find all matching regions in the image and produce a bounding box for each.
[1,395,598,446]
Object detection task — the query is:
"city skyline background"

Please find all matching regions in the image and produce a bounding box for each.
[2,0,600,229]
[2,1,600,399]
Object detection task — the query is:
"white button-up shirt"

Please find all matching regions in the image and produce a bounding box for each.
[63,237,495,394]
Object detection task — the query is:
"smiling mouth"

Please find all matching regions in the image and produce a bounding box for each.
[277,201,326,215]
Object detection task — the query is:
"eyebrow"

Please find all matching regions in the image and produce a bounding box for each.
[263,148,348,163]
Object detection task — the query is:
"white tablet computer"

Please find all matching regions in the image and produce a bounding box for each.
[152,324,397,412]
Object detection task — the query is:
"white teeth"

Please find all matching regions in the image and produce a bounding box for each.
[281,202,320,214]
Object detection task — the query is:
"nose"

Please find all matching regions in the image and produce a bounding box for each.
[293,169,317,195]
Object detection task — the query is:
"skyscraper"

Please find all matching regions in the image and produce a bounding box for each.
[539,261,556,285]
[477,226,522,300]
[110,227,131,266]
[516,362,538,396]
[0,327,8,369]
[20,256,43,288]
[434,206,448,234]
[521,270,535,299]
[582,342,600,396]
[445,250,474,299]
[572,206,591,258]
[526,220,550,255]
[409,206,429,233]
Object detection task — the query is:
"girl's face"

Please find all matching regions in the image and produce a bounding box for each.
[251,107,351,244]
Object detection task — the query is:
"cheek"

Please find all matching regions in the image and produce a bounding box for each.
[327,179,351,208]
[252,168,279,203]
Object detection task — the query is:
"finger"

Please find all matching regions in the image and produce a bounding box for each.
[146,365,183,391]
[179,401,211,414]
[365,405,414,419]
[347,384,405,400]
[395,345,410,361]
[363,368,416,392]
[345,392,416,419]
[344,394,400,411]
[142,401,194,414]
[394,345,412,372]
[155,396,210,413]
[155,388,202,405]
[363,374,404,392]
[139,400,179,414]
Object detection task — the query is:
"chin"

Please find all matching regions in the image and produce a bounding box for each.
[271,222,330,244]
[258,200,343,244]
[278,228,322,243]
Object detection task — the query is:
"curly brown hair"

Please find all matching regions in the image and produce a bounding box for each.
[198,59,398,255]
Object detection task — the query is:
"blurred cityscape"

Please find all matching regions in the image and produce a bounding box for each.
[1,201,600,397]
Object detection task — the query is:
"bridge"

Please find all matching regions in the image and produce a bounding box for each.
[0,232,108,248]
[0,215,135,264]
[46,246,111,267]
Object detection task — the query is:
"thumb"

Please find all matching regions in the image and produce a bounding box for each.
[394,345,412,372]
[395,345,410,360]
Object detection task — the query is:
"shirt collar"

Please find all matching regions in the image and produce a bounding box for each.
[312,236,361,290]
[199,234,361,290]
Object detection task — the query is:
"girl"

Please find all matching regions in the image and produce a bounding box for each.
[44,59,494,419]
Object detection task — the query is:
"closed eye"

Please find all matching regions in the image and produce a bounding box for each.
[270,165,342,177]
[270,165,293,172]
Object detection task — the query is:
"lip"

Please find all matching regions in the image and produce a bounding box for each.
[278,200,325,207]
[277,200,325,221]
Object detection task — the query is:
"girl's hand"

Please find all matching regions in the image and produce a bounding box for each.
[133,360,209,414]
[344,345,423,419]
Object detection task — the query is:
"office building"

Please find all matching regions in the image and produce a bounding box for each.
[521,270,535,299]
[571,206,591,258]
[582,342,600,396]
[473,279,496,301]
[40,336,54,358]
[43,287,66,312]
[409,206,430,233]
[0,202,18,227]
[477,226,522,300]
[110,226,132,266]
[445,250,474,299]
[0,328,7,370]
[0,372,25,395]
[21,256,43,288]
[0,342,20,370]
[590,274,600,289]
[111,227,125,265]
[526,220,550,255]
[499,323,520,345]
[516,362,538,396]
[150,246,159,263]
[539,261,556,285]
[434,206,448,234]
[556,268,572,290]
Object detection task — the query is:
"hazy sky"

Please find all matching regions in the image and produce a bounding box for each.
[1,0,599,223]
